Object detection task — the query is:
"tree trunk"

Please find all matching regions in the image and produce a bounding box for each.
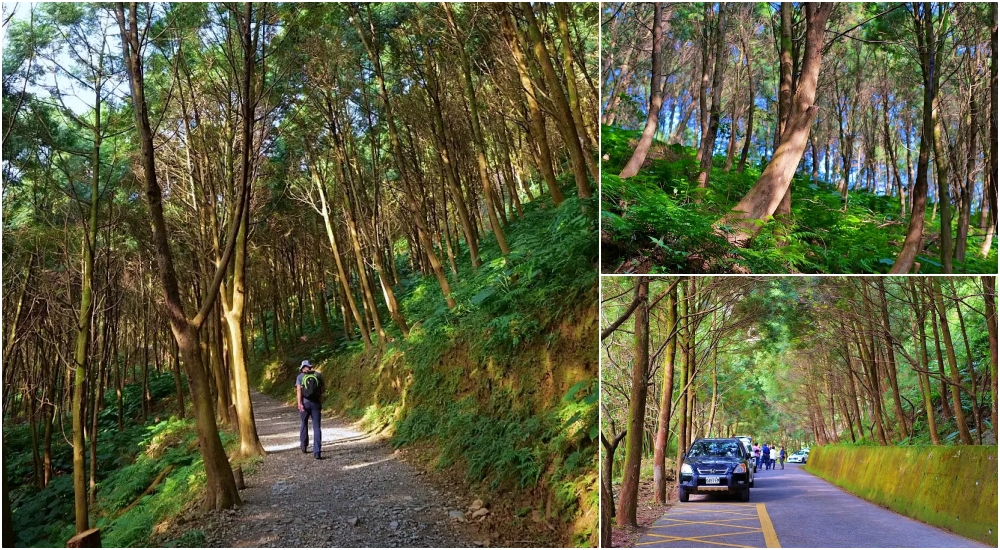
[519,2,593,198]
[875,279,909,440]
[116,3,242,511]
[774,1,794,217]
[445,4,510,255]
[719,4,833,245]
[982,276,998,434]
[653,285,677,504]
[931,279,973,444]
[696,3,728,189]
[892,3,939,273]
[910,280,940,444]
[71,74,104,534]
[737,31,754,173]
[955,94,977,265]
[619,3,664,179]
[616,278,649,528]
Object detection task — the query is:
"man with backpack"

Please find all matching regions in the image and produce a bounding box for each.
[296,360,325,459]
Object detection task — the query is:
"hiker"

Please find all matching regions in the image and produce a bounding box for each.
[761,442,771,470]
[769,445,778,470]
[753,443,762,470]
[296,360,325,459]
[779,446,786,469]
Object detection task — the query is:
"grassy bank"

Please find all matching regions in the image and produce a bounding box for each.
[806,444,998,546]
[250,191,599,546]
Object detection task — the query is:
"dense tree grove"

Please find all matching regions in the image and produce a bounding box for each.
[601,2,998,274]
[2,2,597,543]
[601,276,998,529]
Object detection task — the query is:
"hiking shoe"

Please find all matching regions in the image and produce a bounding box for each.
[315,455,325,460]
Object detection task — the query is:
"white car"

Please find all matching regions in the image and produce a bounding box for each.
[787,451,808,463]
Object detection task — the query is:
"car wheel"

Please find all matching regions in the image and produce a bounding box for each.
[739,488,750,502]
[678,487,689,502]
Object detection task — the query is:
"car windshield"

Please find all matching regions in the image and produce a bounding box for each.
[687,440,742,458]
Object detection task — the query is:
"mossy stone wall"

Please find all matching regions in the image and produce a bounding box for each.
[806,444,997,546]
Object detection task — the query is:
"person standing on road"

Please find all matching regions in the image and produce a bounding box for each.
[762,443,771,470]
[753,443,762,470]
[770,446,778,469]
[779,446,786,469]
[296,360,325,459]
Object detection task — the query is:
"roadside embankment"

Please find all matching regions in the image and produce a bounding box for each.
[805,444,997,546]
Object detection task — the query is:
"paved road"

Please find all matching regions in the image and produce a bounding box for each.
[638,463,986,548]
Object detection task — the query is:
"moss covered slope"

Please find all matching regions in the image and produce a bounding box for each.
[806,444,998,545]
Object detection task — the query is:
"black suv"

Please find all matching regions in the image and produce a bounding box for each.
[678,438,754,502]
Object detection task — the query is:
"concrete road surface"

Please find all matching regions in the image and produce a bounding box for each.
[637,463,986,548]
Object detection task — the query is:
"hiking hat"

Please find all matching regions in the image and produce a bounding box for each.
[300,360,312,370]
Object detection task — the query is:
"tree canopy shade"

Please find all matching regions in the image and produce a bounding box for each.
[2,2,598,545]
[601,275,998,534]
[600,2,998,274]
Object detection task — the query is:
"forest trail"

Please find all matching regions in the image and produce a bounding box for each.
[202,391,477,548]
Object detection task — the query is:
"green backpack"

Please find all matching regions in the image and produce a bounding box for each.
[301,372,322,401]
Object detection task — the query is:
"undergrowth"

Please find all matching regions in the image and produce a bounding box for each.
[249,183,599,546]
[6,373,231,548]
[601,125,998,274]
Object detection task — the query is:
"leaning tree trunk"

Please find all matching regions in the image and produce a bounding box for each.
[774,2,795,217]
[619,3,664,179]
[718,4,833,246]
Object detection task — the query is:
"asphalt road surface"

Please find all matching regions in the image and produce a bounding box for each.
[638,462,986,548]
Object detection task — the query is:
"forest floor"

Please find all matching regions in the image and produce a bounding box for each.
[196,391,490,548]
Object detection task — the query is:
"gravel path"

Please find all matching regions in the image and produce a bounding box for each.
[203,391,480,548]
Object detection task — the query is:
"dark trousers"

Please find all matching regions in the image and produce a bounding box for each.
[300,399,322,457]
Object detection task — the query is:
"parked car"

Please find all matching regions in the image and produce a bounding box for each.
[787,451,808,463]
[678,438,754,502]
[735,437,756,472]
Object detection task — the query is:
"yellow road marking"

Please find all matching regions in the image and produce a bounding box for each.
[637,534,754,548]
[645,530,763,540]
[757,503,781,548]
[654,517,762,530]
